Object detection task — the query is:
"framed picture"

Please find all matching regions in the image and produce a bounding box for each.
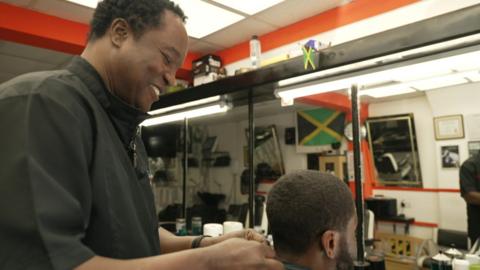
[434,115,464,140]
[441,145,460,168]
[468,141,480,158]
[366,114,422,187]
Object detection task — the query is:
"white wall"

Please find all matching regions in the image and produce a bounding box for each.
[369,82,480,238]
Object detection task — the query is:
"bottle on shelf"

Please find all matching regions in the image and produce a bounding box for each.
[250,35,262,69]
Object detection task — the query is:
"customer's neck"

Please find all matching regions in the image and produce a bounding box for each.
[278,249,331,270]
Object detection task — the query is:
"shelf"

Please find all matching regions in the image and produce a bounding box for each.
[151,4,480,110]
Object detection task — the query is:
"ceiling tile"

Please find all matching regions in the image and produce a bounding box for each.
[254,0,344,28]
[174,0,245,38]
[203,17,277,49]
[188,37,200,50]
[31,0,94,24]
[1,0,33,7]
[0,41,73,66]
[188,40,225,54]
[211,0,284,15]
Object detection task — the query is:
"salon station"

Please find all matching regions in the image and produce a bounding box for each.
[2,0,480,269]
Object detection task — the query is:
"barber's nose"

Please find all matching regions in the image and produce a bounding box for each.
[164,72,177,87]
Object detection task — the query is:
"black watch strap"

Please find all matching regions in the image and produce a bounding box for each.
[191,235,210,249]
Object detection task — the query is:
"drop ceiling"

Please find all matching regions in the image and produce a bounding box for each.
[0,0,350,85]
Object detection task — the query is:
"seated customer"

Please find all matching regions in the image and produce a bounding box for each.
[267,170,357,270]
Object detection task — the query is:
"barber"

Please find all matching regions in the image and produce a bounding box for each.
[460,153,480,244]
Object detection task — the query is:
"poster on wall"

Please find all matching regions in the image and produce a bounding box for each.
[468,141,480,158]
[441,145,460,168]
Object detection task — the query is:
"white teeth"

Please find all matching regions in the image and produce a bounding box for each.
[151,85,160,96]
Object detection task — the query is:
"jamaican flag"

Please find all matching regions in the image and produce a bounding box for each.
[297,108,345,146]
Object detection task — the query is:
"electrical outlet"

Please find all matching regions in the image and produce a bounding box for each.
[400,200,411,208]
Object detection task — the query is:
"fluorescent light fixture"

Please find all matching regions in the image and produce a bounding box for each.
[212,0,284,15]
[277,44,480,104]
[466,71,480,82]
[412,74,468,91]
[360,85,416,98]
[275,78,353,104]
[142,104,230,126]
[278,34,480,88]
[387,64,451,82]
[149,96,221,115]
[66,0,101,8]
[173,0,244,38]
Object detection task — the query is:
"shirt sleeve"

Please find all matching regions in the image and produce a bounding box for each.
[0,84,95,269]
[460,159,478,197]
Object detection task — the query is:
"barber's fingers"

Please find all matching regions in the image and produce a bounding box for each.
[261,243,276,258]
[245,229,267,243]
[264,258,284,270]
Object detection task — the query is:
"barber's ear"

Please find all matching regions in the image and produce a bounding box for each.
[110,19,131,47]
[320,230,340,259]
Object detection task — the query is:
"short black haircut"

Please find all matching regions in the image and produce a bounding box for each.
[88,0,186,41]
[267,170,355,257]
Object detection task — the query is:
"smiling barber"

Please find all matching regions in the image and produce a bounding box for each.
[0,1,283,269]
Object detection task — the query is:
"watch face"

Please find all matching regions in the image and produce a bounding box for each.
[344,122,366,141]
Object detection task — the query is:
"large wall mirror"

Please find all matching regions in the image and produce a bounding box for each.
[366,114,422,187]
[247,125,285,178]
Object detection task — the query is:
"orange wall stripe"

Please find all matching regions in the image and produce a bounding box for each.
[413,221,438,228]
[216,0,419,65]
[373,186,460,193]
[0,2,88,54]
[0,2,198,71]
[378,220,438,228]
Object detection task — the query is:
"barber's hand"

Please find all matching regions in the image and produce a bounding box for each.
[201,229,267,247]
[205,238,283,270]
[223,228,267,243]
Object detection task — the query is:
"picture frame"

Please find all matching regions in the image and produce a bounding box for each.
[366,114,422,187]
[441,145,460,169]
[434,114,464,140]
[468,141,480,158]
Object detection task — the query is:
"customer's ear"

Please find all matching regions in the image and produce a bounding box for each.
[320,230,340,259]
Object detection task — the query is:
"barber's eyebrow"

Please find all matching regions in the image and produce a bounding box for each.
[165,46,181,58]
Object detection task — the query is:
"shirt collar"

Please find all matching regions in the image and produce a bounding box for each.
[282,261,312,270]
[66,56,150,145]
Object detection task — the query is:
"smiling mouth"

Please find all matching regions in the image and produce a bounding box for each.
[150,84,162,98]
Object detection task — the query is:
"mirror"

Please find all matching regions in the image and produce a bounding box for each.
[246,125,285,178]
[366,114,422,187]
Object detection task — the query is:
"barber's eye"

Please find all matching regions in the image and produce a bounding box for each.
[162,53,171,65]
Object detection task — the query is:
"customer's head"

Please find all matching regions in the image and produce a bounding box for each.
[85,0,188,112]
[267,170,357,270]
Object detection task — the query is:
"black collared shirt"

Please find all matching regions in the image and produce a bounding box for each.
[282,261,312,270]
[0,57,160,269]
[460,153,480,242]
